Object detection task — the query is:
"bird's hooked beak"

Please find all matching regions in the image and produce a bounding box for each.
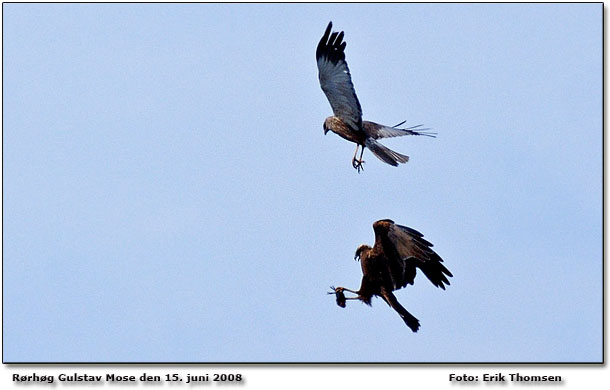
[354,244,368,262]
[323,123,329,135]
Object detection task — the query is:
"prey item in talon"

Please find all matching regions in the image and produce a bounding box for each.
[329,286,346,308]
[329,219,453,332]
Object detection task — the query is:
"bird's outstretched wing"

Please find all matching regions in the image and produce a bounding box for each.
[363,121,437,140]
[373,219,453,290]
[316,21,363,132]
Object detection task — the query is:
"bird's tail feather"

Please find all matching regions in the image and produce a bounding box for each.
[365,139,409,166]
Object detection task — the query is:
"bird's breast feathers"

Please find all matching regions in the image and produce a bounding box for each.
[325,116,363,144]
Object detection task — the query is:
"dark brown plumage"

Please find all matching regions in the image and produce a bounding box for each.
[329,219,452,332]
[316,22,435,172]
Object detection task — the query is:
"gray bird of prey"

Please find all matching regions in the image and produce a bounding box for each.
[317,22,435,172]
[329,219,452,332]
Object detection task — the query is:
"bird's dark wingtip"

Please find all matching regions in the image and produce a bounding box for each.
[316,21,346,63]
[322,21,332,41]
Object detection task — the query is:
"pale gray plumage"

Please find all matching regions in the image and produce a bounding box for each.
[316,23,362,132]
[316,21,434,172]
[364,121,435,140]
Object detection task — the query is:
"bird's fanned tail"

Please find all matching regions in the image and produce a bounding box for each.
[365,138,410,166]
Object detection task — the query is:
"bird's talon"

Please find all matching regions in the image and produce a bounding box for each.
[353,160,365,173]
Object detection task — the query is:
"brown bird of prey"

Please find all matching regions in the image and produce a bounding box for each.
[329,219,452,332]
[317,22,435,172]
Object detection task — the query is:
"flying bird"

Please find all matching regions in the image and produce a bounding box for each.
[317,22,435,172]
[329,219,452,332]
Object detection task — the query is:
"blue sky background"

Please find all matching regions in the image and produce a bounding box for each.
[2,3,602,362]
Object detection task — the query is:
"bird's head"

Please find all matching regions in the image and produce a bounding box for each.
[323,117,333,135]
[354,244,371,262]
